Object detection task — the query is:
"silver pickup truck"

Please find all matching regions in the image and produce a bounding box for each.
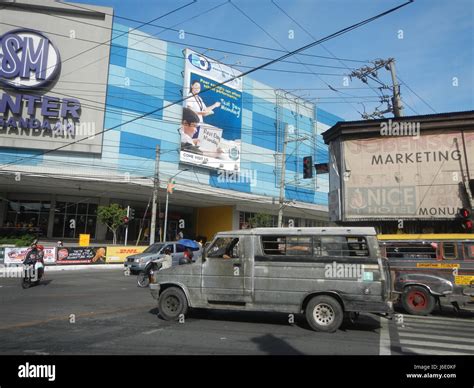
[150,227,393,332]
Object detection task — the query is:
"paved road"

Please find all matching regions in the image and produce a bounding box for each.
[0,269,472,355]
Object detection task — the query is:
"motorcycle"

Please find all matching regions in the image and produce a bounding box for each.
[137,259,162,288]
[21,246,44,289]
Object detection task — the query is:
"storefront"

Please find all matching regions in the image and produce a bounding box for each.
[0,0,340,242]
[322,111,474,234]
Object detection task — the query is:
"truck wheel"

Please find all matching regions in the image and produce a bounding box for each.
[158,287,188,321]
[402,286,435,315]
[305,295,343,332]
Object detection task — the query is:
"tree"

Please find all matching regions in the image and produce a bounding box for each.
[97,204,127,244]
[248,213,274,228]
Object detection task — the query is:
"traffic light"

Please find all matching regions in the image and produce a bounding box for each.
[129,208,135,221]
[458,208,473,231]
[303,156,313,179]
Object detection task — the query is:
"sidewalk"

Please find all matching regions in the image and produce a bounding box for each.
[0,264,124,275]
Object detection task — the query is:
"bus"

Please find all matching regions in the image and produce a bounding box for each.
[378,234,474,315]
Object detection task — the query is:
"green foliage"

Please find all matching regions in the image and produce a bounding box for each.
[248,213,274,228]
[0,234,36,247]
[97,204,127,244]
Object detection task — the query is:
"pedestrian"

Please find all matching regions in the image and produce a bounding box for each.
[155,248,172,270]
[183,248,193,264]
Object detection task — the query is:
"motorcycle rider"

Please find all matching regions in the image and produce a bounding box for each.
[23,242,45,282]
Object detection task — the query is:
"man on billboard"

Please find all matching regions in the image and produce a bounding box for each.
[186,80,221,130]
[179,107,203,155]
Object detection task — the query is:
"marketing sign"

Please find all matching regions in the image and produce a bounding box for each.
[342,131,474,220]
[181,49,242,172]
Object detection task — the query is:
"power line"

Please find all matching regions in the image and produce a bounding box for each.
[229,0,367,118]
[0,0,414,169]
[271,0,387,106]
[26,1,198,77]
[49,0,372,64]
[398,75,437,114]
[0,19,356,75]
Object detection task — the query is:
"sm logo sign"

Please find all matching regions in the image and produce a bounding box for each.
[0,29,61,89]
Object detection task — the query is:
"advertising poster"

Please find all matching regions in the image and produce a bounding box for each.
[56,247,106,265]
[4,247,56,265]
[106,246,147,263]
[181,49,242,172]
[343,130,474,220]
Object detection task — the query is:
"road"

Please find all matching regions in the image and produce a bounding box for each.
[0,269,473,355]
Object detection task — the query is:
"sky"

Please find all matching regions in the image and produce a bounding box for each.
[78,0,473,121]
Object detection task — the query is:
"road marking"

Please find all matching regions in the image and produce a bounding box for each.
[398,320,474,330]
[24,350,50,355]
[143,328,165,335]
[402,346,474,356]
[399,332,474,344]
[403,315,474,323]
[379,316,392,355]
[400,314,474,323]
[397,339,474,352]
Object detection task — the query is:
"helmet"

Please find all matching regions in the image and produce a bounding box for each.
[36,245,44,250]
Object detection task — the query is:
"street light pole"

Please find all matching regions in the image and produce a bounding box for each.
[163,169,188,242]
[163,186,170,243]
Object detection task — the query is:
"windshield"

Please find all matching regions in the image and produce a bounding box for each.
[144,243,164,254]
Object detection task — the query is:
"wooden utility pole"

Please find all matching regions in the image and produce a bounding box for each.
[150,145,160,244]
[387,59,403,117]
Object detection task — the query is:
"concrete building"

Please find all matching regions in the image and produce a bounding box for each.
[0,0,342,243]
[322,111,474,234]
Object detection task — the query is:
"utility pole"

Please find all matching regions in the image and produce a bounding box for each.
[278,124,288,228]
[277,124,309,227]
[348,58,403,119]
[124,205,130,245]
[387,58,403,117]
[150,145,160,244]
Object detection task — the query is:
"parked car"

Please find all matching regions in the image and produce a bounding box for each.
[150,227,393,332]
[124,242,201,273]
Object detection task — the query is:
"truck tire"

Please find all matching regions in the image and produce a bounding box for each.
[402,286,435,315]
[305,295,343,332]
[158,287,188,321]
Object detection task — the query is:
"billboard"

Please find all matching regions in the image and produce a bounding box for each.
[342,130,474,220]
[4,247,56,265]
[106,246,147,263]
[181,49,242,172]
[56,247,106,265]
[0,2,112,154]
